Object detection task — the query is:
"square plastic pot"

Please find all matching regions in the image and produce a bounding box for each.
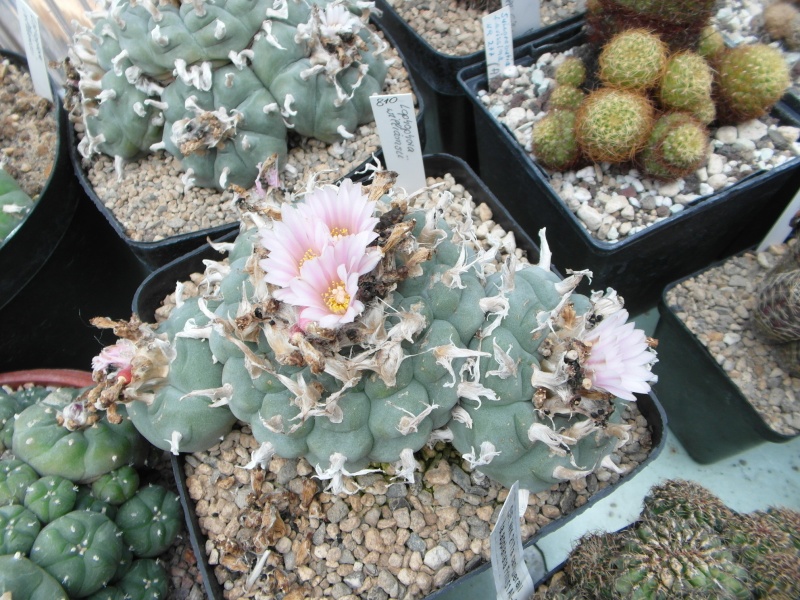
[457,25,800,314]
[371,1,582,166]
[0,49,149,372]
[131,152,667,600]
[70,19,426,273]
[653,259,798,464]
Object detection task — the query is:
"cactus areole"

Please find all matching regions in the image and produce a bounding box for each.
[84,174,658,494]
[69,0,390,190]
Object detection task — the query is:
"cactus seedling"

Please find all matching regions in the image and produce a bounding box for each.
[575,88,655,163]
[85,173,658,495]
[639,112,709,181]
[659,51,714,118]
[554,56,587,87]
[598,28,669,92]
[546,85,585,111]
[532,109,581,170]
[715,43,791,123]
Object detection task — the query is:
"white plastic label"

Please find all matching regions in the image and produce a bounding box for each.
[758,185,800,250]
[16,0,53,102]
[369,93,426,193]
[501,0,541,37]
[490,481,535,600]
[483,6,515,83]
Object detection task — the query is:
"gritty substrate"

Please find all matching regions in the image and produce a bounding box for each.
[153,172,658,600]
[665,238,800,437]
[73,31,416,243]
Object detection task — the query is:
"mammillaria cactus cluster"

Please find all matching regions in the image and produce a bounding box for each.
[69,0,390,190]
[534,480,800,599]
[84,171,658,495]
[0,383,181,599]
[532,4,791,181]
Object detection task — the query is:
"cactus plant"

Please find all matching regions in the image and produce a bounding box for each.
[0,385,52,451]
[535,480,800,600]
[598,28,668,92]
[0,457,40,505]
[658,51,714,120]
[0,503,42,554]
[0,168,35,245]
[546,85,585,111]
[29,509,125,597]
[715,43,791,123]
[554,56,587,88]
[84,173,658,494]
[115,484,182,558]
[0,554,69,600]
[11,387,148,484]
[639,112,709,181]
[117,559,169,600]
[23,474,78,523]
[752,234,800,377]
[575,87,654,163]
[91,465,141,506]
[75,484,119,520]
[532,109,581,170]
[70,0,390,190]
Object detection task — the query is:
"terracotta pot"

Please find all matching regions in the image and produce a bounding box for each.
[0,369,93,389]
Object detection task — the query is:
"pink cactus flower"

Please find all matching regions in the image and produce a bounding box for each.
[92,339,136,383]
[283,236,382,329]
[581,309,658,401]
[300,179,379,243]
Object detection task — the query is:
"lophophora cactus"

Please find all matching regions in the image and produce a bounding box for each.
[0,168,35,245]
[84,172,658,494]
[69,0,390,190]
[535,479,800,600]
[752,232,800,377]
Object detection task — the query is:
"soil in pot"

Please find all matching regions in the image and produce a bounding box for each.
[664,236,800,437]
[0,57,57,230]
[384,0,585,57]
[67,16,419,247]
[144,171,659,600]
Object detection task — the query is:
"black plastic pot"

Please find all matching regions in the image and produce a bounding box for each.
[71,20,425,272]
[371,1,582,166]
[131,153,666,600]
[0,49,149,372]
[458,25,800,315]
[653,259,798,465]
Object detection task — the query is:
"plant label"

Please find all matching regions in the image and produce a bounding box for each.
[490,481,535,600]
[502,0,541,37]
[483,6,514,86]
[16,0,53,102]
[369,93,426,193]
[758,184,800,250]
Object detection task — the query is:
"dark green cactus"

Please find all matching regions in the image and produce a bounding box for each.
[641,478,734,533]
[23,474,78,523]
[117,559,169,600]
[91,465,141,506]
[29,509,125,597]
[75,484,119,520]
[0,457,40,505]
[115,484,182,558]
[0,503,42,554]
[0,385,51,451]
[11,387,147,484]
[0,554,69,600]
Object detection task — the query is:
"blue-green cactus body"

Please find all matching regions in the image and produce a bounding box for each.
[23,474,78,523]
[29,509,124,597]
[12,389,147,484]
[0,458,40,505]
[115,484,182,558]
[0,554,69,600]
[0,503,41,554]
[0,169,35,244]
[0,386,51,451]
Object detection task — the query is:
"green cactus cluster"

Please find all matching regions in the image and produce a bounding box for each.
[531,20,791,181]
[534,480,800,600]
[84,173,657,495]
[0,383,181,599]
[752,234,800,377]
[69,0,390,190]
[0,168,35,246]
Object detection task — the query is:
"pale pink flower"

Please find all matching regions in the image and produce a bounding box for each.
[92,339,136,382]
[300,179,379,244]
[259,204,330,290]
[581,309,658,401]
[283,237,382,329]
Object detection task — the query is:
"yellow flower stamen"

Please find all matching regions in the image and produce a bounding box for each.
[330,227,349,240]
[298,248,318,267]
[323,281,351,314]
